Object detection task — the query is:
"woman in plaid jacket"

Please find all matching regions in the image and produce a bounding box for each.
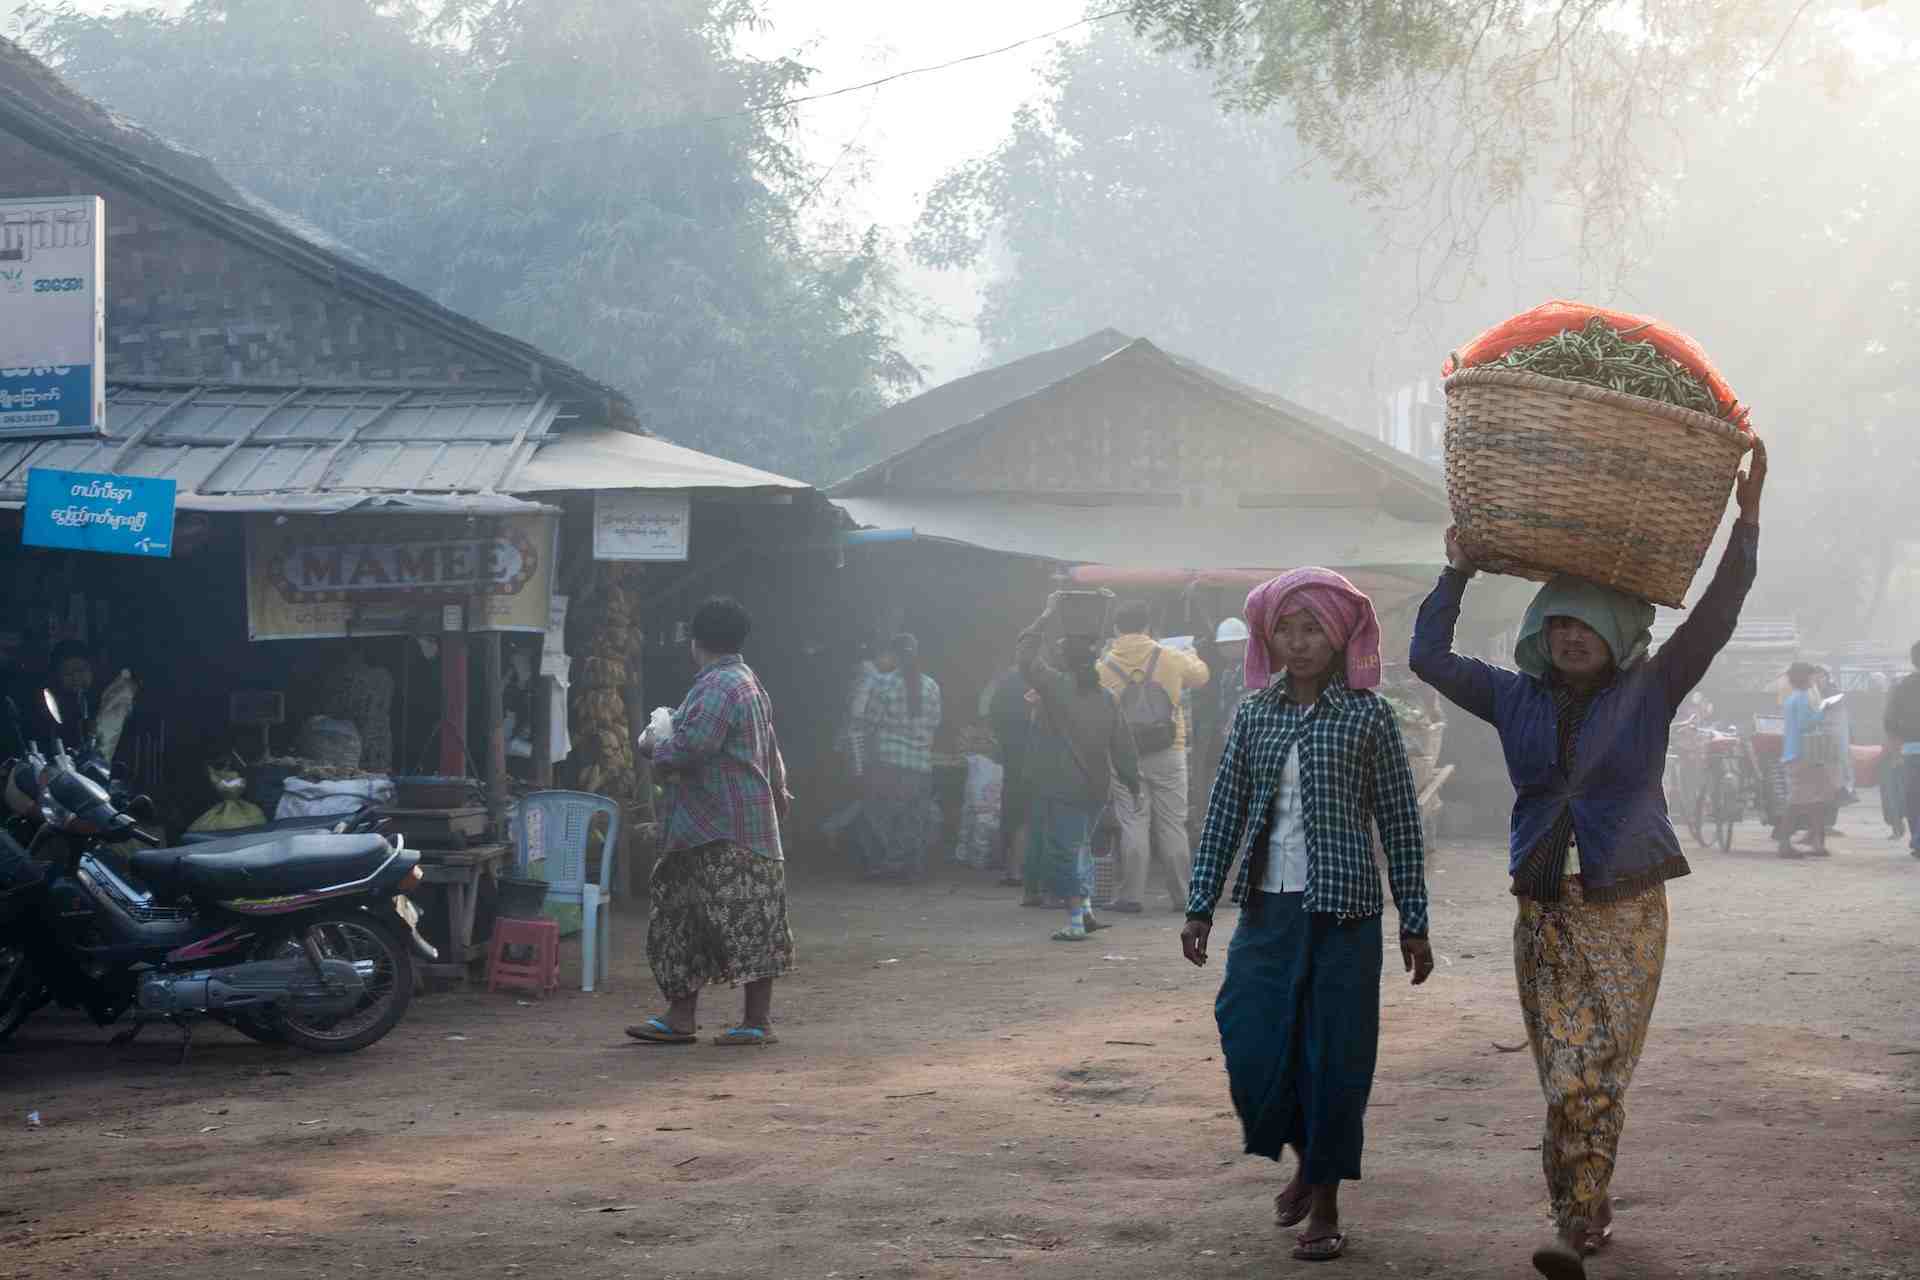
[1182,568,1436,1264]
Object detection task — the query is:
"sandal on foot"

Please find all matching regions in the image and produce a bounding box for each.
[1580,1224,1613,1255]
[1291,1231,1347,1261]
[1083,915,1112,934]
[1050,928,1088,942]
[625,1017,696,1045]
[712,1026,778,1046]
[1274,1186,1312,1228]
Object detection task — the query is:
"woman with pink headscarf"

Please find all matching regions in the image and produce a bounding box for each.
[1182,567,1436,1263]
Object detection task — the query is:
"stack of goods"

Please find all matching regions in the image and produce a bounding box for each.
[569,568,637,801]
[1442,301,1756,608]
[319,655,396,772]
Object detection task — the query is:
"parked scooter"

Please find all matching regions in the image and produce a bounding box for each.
[0,691,429,1056]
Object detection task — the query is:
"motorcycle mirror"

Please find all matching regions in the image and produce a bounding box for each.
[41,688,61,726]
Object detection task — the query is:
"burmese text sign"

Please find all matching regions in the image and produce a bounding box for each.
[22,467,175,557]
[0,197,105,439]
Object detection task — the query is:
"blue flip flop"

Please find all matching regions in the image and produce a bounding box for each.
[625,1017,696,1044]
[712,1026,778,1046]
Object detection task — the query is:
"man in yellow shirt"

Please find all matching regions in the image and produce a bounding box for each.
[1101,600,1211,911]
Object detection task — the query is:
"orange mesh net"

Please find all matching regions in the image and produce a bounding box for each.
[1442,300,1750,430]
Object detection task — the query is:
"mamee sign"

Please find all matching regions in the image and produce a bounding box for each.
[0,196,105,440]
[244,513,558,640]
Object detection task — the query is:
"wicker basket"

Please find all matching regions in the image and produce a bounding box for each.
[1443,368,1753,608]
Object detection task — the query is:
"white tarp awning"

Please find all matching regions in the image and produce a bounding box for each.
[832,494,1445,574]
[510,427,810,493]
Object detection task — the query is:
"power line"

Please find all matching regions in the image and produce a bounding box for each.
[212,6,1142,169]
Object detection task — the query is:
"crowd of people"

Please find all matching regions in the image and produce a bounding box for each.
[612,430,1915,1279]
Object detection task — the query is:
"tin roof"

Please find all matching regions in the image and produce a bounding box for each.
[0,380,810,513]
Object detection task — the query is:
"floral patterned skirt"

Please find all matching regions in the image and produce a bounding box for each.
[646,842,794,1001]
[1513,877,1668,1231]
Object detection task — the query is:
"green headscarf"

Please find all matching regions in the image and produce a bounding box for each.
[1513,576,1655,679]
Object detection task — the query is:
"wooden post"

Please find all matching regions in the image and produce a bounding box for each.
[530,673,554,788]
[480,628,507,836]
[439,605,468,778]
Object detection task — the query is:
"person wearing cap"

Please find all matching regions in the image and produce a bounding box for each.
[1410,440,1765,1278]
[1101,599,1211,913]
[1184,568,1434,1264]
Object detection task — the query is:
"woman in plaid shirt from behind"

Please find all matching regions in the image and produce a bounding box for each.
[1182,568,1435,1264]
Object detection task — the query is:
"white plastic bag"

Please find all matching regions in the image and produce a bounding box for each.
[952,754,1004,869]
[276,776,394,820]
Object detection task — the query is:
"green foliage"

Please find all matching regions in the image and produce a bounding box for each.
[1126,0,1815,288]
[16,0,918,481]
[912,25,1409,426]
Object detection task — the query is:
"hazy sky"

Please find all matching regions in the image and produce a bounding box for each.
[739,1,1098,379]
[740,1,1090,229]
[46,0,1101,377]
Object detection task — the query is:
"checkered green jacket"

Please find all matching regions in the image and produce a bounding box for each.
[1187,675,1430,937]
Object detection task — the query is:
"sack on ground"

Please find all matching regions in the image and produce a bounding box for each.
[953,753,1003,869]
[188,767,268,833]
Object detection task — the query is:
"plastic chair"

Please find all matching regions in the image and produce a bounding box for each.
[486,916,560,997]
[515,790,621,993]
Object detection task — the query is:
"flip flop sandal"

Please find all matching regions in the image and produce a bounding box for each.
[1274,1188,1313,1228]
[1580,1224,1613,1255]
[712,1026,778,1047]
[1050,928,1089,942]
[1291,1232,1347,1262]
[625,1017,697,1045]
[1083,916,1113,934]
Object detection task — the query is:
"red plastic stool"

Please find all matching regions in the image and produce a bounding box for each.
[486,916,561,996]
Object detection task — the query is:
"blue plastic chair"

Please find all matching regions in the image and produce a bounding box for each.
[514,790,621,992]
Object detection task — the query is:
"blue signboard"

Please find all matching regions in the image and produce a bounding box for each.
[23,467,176,558]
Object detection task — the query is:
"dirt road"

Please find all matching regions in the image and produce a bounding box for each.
[3,813,1916,1280]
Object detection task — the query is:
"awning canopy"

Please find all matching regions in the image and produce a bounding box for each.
[832,494,1444,575]
[0,381,810,514]
[507,426,811,494]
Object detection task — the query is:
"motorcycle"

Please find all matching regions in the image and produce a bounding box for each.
[0,691,430,1056]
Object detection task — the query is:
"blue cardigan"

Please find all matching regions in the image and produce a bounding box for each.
[1409,522,1758,900]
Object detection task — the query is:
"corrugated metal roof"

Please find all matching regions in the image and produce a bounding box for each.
[0,382,559,512]
[0,381,815,513]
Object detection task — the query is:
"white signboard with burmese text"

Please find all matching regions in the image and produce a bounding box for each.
[0,196,105,439]
[592,490,691,561]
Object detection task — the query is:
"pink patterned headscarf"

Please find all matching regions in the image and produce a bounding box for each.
[1243,567,1383,691]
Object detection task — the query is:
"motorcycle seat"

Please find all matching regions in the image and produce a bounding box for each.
[131,832,396,900]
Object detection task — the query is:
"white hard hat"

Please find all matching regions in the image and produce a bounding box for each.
[1215,617,1250,643]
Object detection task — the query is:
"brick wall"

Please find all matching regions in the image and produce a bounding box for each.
[0,127,518,386]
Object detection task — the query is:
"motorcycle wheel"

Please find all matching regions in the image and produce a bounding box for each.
[258,907,414,1054]
[0,944,37,1042]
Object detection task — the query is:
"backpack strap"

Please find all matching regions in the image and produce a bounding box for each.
[1144,647,1161,683]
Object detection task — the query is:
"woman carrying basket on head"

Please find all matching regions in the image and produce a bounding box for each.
[1409,442,1766,1279]
[1182,569,1435,1264]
